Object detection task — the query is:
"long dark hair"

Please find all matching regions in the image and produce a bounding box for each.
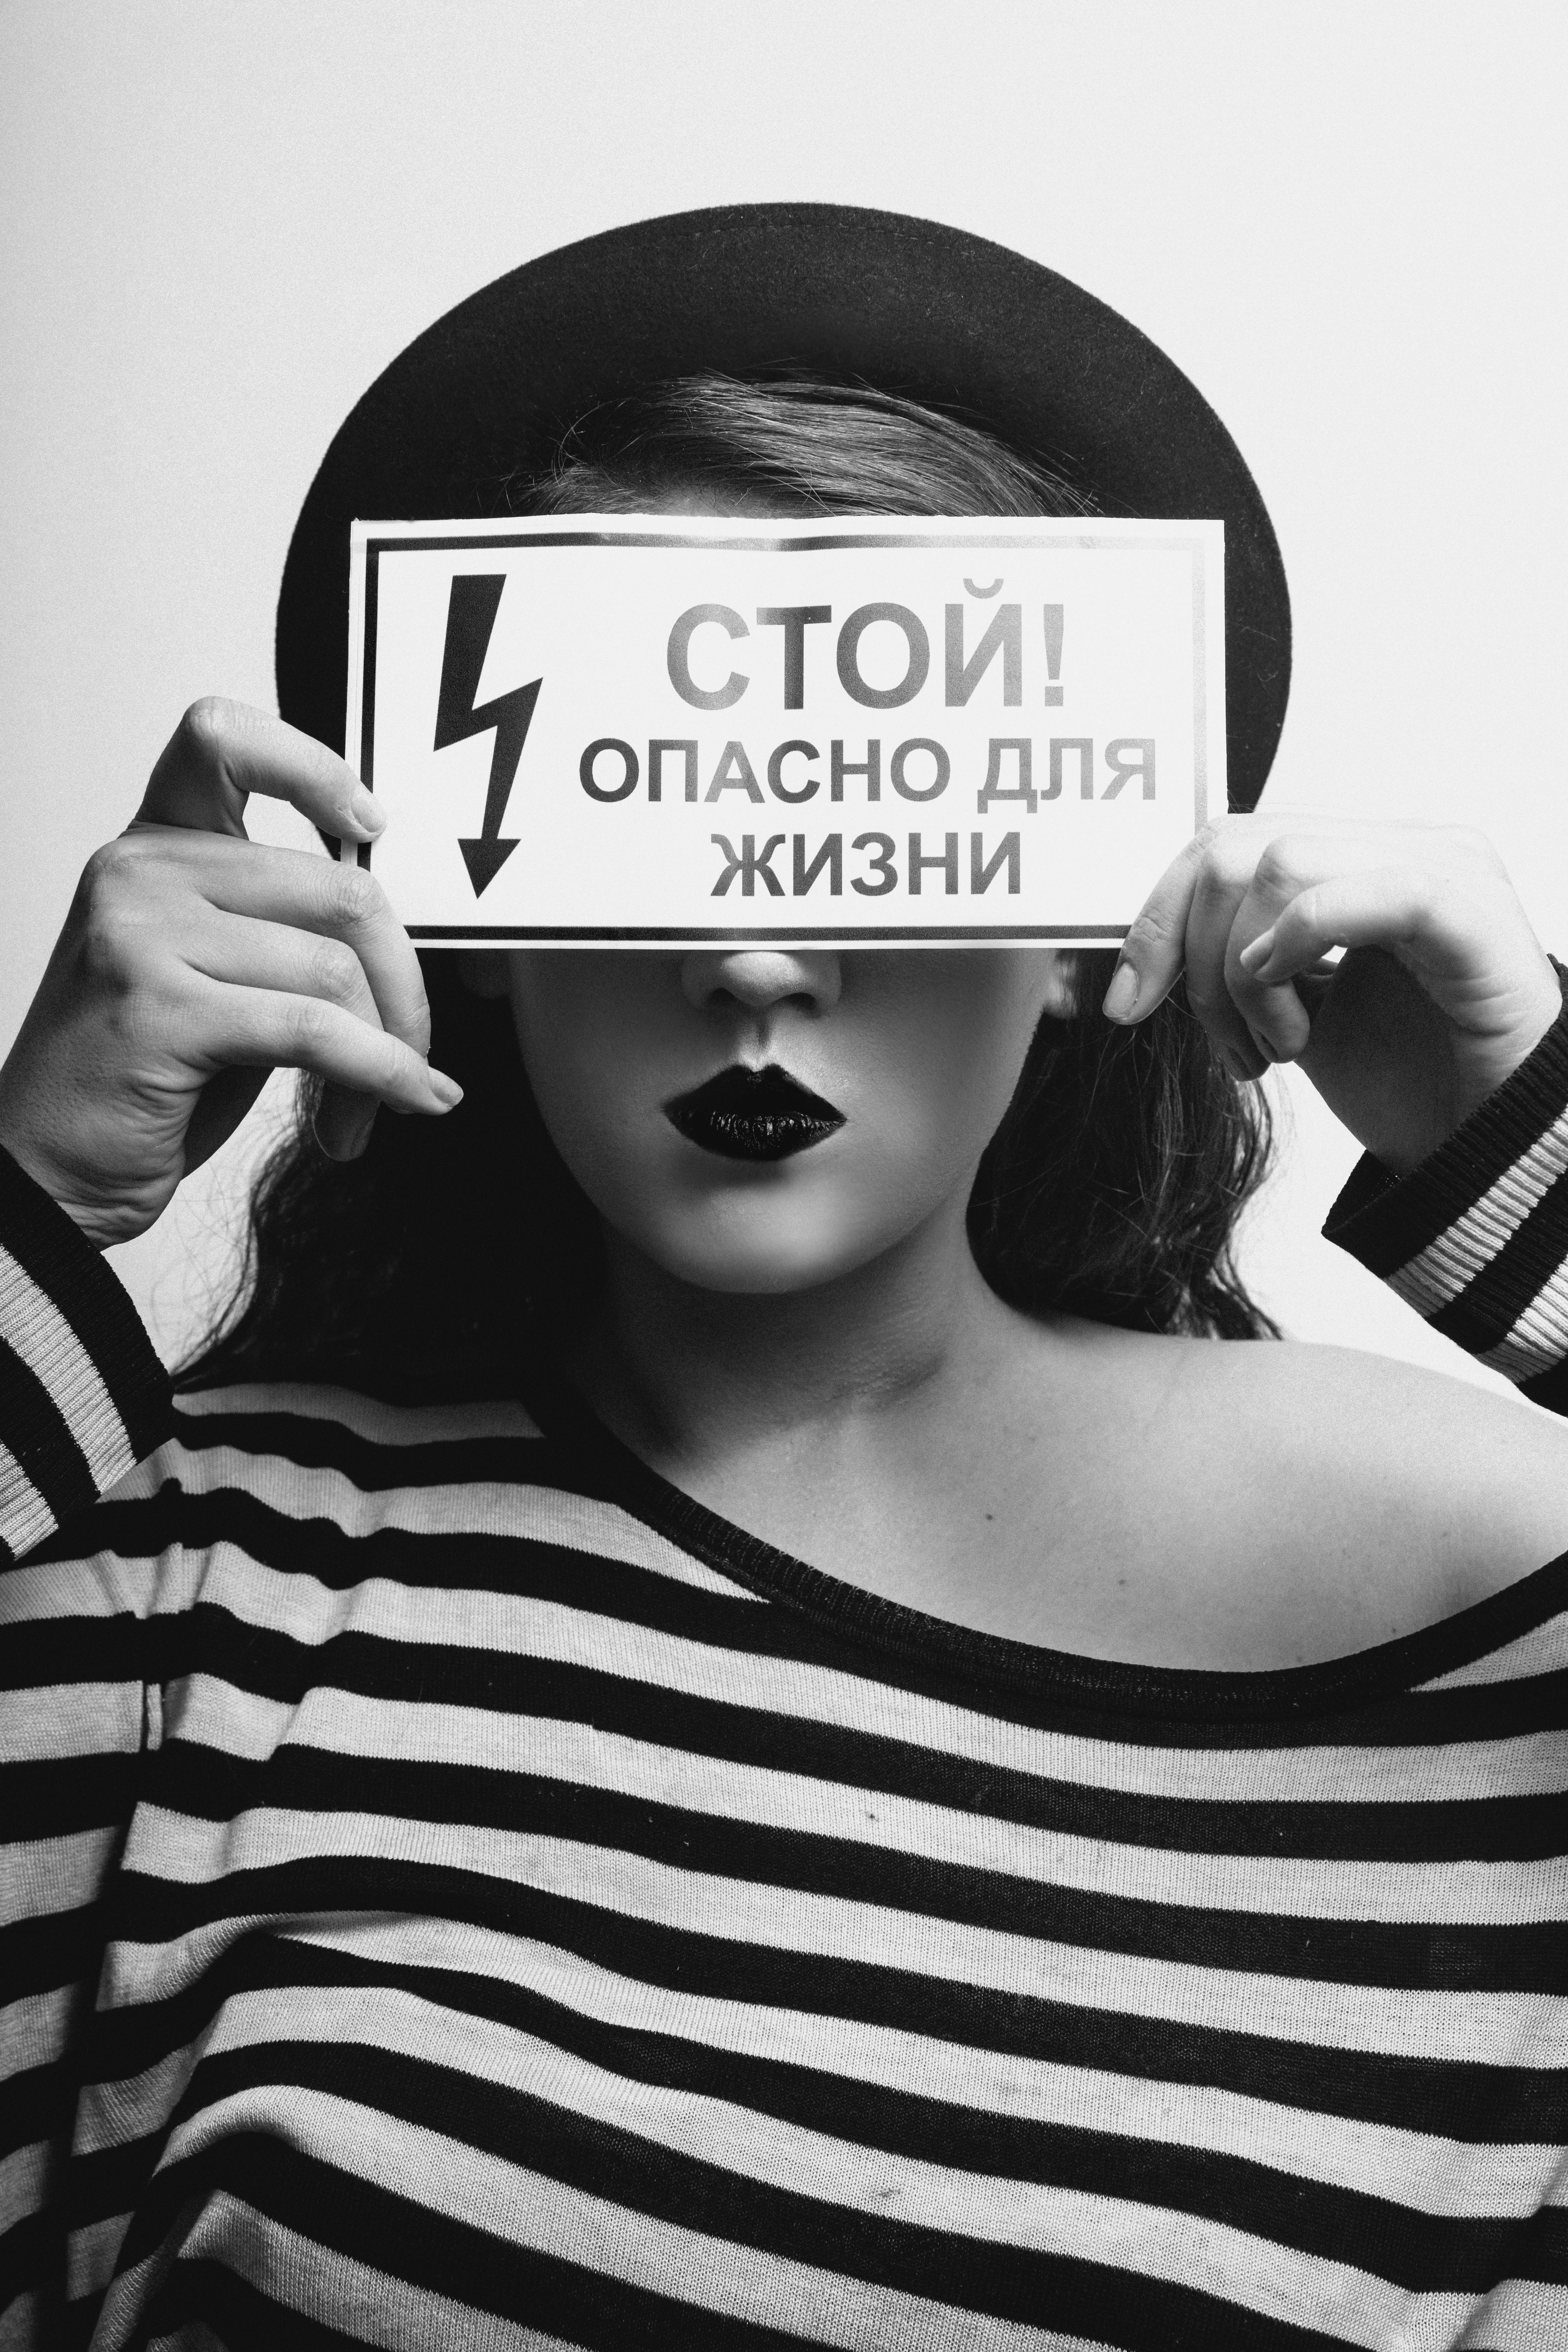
[186,374,1275,1397]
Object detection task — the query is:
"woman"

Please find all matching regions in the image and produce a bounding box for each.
[4,210,1568,2351]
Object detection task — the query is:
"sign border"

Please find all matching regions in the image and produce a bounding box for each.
[345,520,1220,948]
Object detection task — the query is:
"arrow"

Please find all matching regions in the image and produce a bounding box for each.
[432,573,541,896]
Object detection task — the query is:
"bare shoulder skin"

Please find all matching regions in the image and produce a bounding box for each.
[619,1284,1568,1674]
[999,1317,1568,1668]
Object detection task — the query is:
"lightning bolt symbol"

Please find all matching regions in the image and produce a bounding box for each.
[432,573,541,896]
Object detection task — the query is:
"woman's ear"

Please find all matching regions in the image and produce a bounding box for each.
[457,949,512,1000]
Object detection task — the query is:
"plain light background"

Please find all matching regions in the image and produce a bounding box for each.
[2,0,1564,1382]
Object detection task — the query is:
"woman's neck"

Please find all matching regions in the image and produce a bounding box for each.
[571,1192,1002,1471]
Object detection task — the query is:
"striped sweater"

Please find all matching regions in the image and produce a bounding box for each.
[5,1004,1568,2352]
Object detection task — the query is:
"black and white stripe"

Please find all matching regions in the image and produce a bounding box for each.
[0,1148,170,1567]
[1326,980,1568,1409]
[6,1383,1568,2351]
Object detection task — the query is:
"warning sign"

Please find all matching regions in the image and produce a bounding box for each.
[345,515,1224,945]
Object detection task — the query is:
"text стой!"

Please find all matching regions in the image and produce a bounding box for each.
[345,516,1224,946]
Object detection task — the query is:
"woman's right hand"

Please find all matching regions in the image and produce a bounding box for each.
[0,698,460,1250]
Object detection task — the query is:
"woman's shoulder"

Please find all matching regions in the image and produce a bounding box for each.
[1239,1339,1568,1647]
[1024,1317,1568,1664]
[1192,1330,1568,1481]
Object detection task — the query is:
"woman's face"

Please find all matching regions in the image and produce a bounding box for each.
[468,477,1071,1299]
[476,945,1073,1295]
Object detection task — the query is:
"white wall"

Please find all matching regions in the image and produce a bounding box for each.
[2,0,1564,1378]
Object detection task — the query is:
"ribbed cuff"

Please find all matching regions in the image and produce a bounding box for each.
[0,1146,172,1563]
[1325,975,1568,1390]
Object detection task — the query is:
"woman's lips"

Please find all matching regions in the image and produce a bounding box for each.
[664,1064,846,1162]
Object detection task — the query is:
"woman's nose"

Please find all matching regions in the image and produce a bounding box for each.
[679,950,843,1013]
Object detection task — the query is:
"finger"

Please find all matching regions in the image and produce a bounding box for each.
[135,698,385,846]
[192,980,460,1116]
[1195,831,1352,1069]
[131,833,431,1055]
[1218,864,1337,1069]
[179,890,427,1164]
[1102,826,1218,1024]
[1180,845,1269,1067]
[196,911,390,1165]
[1234,867,1540,1026]
[181,910,385,1034]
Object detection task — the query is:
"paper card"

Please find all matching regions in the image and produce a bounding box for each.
[345,516,1224,946]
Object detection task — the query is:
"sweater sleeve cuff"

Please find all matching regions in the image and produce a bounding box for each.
[0,1147,172,1563]
[1324,970,1568,1405]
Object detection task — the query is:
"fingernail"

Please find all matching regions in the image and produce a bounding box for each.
[1102,961,1140,1022]
[349,786,385,835]
[1222,1045,1262,1085]
[1247,1024,1283,1065]
[1238,928,1275,974]
[429,1070,464,1108]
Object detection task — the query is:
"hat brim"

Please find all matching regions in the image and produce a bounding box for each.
[277,202,1289,812]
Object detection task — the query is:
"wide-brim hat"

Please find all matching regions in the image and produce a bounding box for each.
[278,203,1289,811]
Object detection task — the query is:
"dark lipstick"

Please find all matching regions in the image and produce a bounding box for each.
[664,1064,846,1162]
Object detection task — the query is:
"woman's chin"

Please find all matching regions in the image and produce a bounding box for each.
[626,1201,903,1299]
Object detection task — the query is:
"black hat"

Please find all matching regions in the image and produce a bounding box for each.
[278,203,1289,810]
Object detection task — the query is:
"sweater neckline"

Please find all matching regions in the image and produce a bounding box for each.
[518,1368,1568,1725]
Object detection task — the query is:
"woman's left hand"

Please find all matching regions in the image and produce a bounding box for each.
[1105,815,1562,1174]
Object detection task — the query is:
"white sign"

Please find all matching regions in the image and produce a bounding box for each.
[345,516,1224,946]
